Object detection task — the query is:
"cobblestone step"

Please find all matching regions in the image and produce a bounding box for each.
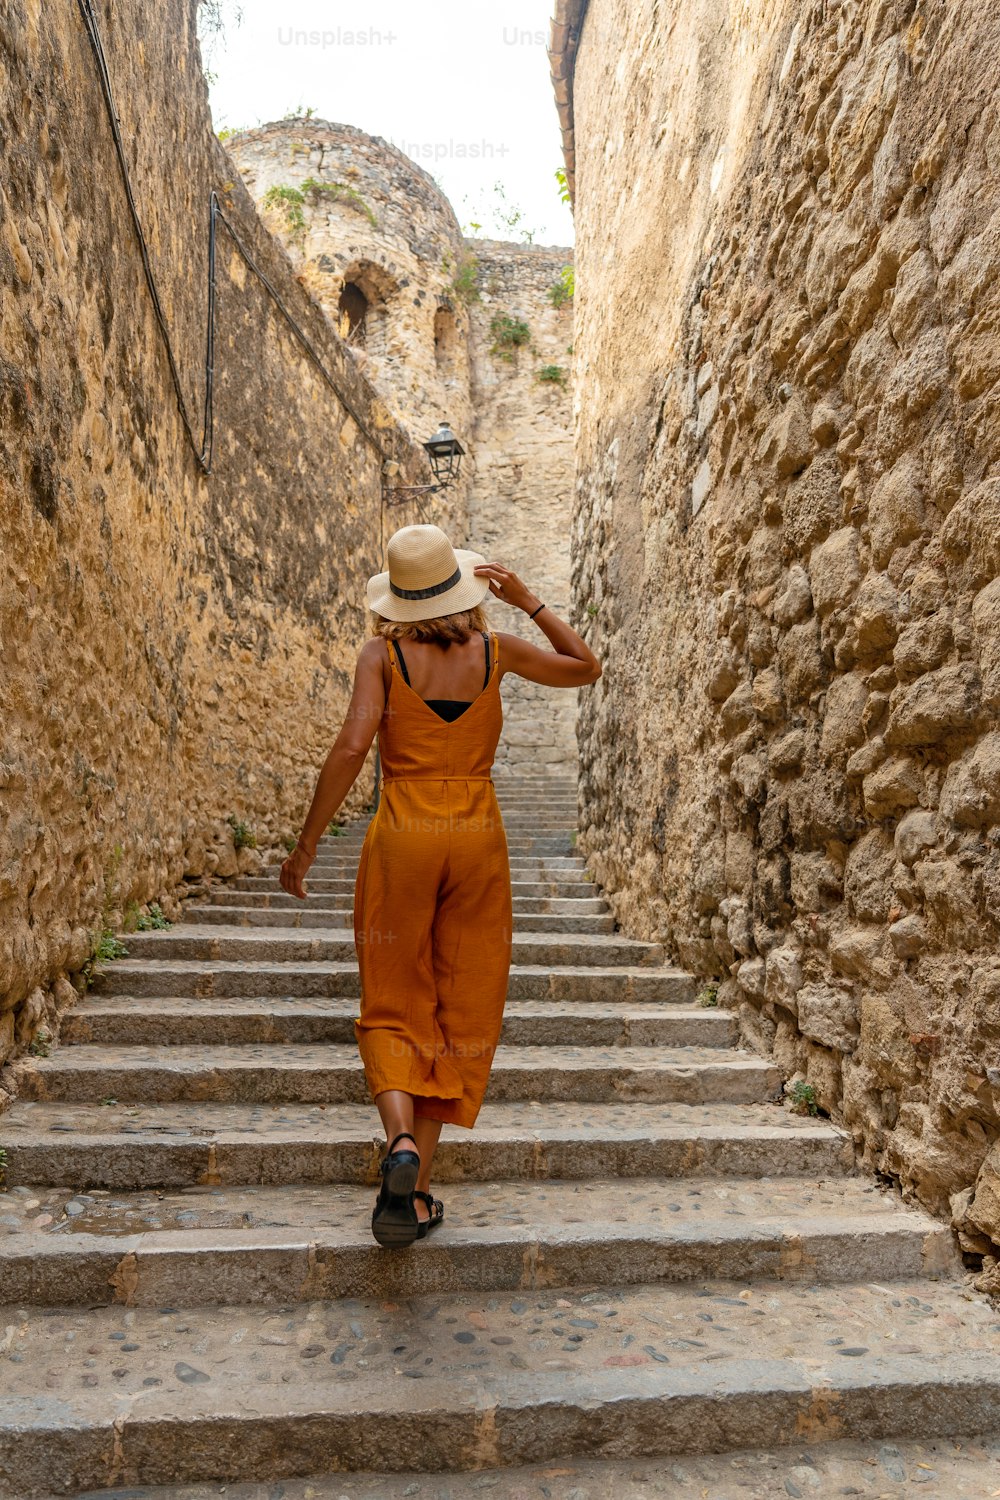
[60,999,736,1049]
[40,1437,1000,1500]
[19,1044,782,1107]
[308,846,581,870]
[90,962,698,1003]
[296,857,590,875]
[234,874,596,896]
[3,1278,997,1497]
[212,889,611,914]
[115,927,663,967]
[0,1177,953,1307]
[187,905,616,934]
[0,1100,854,1189]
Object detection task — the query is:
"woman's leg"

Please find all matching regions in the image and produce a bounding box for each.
[374,1089,419,1160]
[373,1094,440,1221]
[412,1117,443,1220]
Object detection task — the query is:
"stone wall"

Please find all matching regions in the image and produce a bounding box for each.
[466,241,577,777]
[562,0,1000,1262]
[0,0,430,1070]
[230,125,578,778]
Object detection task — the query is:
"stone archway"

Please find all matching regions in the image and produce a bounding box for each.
[334,259,399,360]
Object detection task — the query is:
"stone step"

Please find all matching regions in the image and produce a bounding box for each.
[19,1044,781,1107]
[313,832,579,847]
[0,1176,954,1308]
[235,875,595,896]
[37,1438,1000,1500]
[3,1276,997,1496]
[306,839,581,859]
[0,1100,853,1189]
[209,889,611,914]
[320,818,579,836]
[278,858,591,877]
[296,852,587,864]
[114,927,662,967]
[90,962,697,1003]
[186,904,617,934]
[60,998,737,1049]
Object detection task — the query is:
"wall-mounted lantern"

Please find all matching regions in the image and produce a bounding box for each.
[383,420,466,502]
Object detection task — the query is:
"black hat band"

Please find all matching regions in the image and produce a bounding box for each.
[389,564,463,600]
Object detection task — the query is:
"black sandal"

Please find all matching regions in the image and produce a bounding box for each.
[413,1189,444,1239]
[371,1131,420,1248]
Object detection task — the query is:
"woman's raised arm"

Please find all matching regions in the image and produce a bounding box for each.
[474,562,602,688]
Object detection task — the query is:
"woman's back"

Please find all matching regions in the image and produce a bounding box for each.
[386,631,493,706]
[379,631,502,783]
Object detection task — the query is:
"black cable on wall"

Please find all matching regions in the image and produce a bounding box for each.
[74,0,388,475]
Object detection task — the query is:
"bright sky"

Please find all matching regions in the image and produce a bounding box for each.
[201,0,575,247]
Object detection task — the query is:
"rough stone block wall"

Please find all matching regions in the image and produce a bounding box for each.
[0,0,429,1072]
[466,242,578,778]
[567,0,1000,1257]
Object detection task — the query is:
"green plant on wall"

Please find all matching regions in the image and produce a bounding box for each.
[27,1027,52,1058]
[489,313,531,361]
[555,167,571,205]
[125,899,171,932]
[787,1079,820,1116]
[301,177,378,227]
[228,815,257,850]
[262,184,307,239]
[446,251,480,305]
[537,364,568,387]
[548,265,575,308]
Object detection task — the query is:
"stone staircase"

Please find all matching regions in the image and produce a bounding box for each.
[2,774,999,1497]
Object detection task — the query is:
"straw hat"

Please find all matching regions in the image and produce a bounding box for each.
[367,524,491,622]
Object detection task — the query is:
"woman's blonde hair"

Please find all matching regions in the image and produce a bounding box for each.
[371,604,488,647]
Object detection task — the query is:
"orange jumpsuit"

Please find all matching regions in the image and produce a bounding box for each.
[353,633,513,1127]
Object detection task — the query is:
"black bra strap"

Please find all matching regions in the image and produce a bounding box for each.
[392,639,411,686]
[394,634,489,690]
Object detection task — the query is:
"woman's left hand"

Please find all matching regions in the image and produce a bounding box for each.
[473,562,540,614]
[279,844,314,900]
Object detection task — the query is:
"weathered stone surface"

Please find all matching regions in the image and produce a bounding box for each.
[894,809,938,866]
[862,757,923,820]
[889,915,927,959]
[843,829,895,924]
[868,457,924,568]
[972,577,1000,707]
[939,734,1000,828]
[764,945,802,1011]
[810,528,861,615]
[771,565,812,627]
[796,984,859,1053]
[893,616,953,679]
[884,666,982,748]
[853,573,899,656]
[939,478,1000,589]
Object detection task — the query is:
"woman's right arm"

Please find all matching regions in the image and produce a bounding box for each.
[474,562,602,687]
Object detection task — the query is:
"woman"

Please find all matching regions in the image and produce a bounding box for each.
[279,523,601,1247]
